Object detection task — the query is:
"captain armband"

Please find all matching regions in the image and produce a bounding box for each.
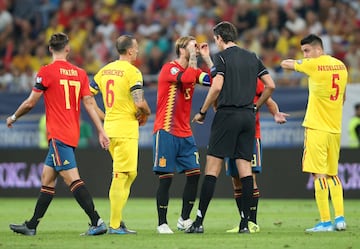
[198,72,211,86]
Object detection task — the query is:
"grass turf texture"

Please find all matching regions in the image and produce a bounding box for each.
[0,198,359,249]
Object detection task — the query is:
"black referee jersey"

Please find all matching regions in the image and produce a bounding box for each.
[214,46,269,110]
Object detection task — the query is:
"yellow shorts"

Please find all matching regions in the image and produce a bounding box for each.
[109,137,138,173]
[302,128,340,175]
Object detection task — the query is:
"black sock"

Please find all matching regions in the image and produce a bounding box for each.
[234,188,242,217]
[250,188,260,224]
[194,175,217,227]
[239,176,253,230]
[70,179,100,226]
[181,172,200,220]
[156,175,173,226]
[27,186,55,229]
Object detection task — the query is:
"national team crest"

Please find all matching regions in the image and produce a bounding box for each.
[159,157,167,167]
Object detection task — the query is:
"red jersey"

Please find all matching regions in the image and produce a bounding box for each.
[34,60,91,147]
[153,61,209,137]
[254,79,264,139]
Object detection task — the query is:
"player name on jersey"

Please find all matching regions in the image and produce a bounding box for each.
[317,64,346,71]
[59,68,78,76]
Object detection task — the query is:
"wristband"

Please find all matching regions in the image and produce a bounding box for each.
[199,108,207,116]
[10,114,17,121]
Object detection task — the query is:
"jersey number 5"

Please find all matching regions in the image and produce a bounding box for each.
[330,74,340,101]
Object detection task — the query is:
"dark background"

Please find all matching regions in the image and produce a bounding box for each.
[1,148,359,199]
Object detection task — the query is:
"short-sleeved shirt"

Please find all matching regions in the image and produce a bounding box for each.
[294,55,348,133]
[208,46,268,160]
[90,60,143,139]
[153,61,210,137]
[34,60,91,147]
[214,46,268,110]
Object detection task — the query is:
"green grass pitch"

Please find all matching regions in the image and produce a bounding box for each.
[0,198,359,249]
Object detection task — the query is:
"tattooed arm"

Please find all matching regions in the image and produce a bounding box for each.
[131,88,151,126]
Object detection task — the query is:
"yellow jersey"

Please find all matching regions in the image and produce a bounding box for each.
[295,55,348,133]
[91,60,143,138]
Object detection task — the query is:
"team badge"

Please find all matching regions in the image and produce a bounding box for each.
[159,157,167,167]
[170,67,180,75]
[36,76,43,83]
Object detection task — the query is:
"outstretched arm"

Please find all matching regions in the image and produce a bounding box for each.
[6,91,42,128]
[280,59,296,71]
[265,97,289,124]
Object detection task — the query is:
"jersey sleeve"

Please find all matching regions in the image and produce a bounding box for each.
[90,70,101,95]
[294,58,316,75]
[33,66,48,92]
[160,62,197,85]
[129,66,144,91]
[213,53,225,76]
[256,55,269,77]
[79,68,91,98]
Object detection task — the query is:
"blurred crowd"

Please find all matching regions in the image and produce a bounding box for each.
[0,0,360,92]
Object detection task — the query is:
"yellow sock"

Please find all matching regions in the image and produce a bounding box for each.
[109,172,128,229]
[109,171,137,229]
[327,176,344,218]
[314,177,330,222]
[122,171,137,203]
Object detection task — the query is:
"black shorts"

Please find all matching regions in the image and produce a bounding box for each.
[207,108,255,161]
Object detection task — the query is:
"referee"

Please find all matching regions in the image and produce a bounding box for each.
[187,21,275,233]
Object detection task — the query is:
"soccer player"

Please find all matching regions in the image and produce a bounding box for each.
[189,21,275,234]
[6,32,110,236]
[281,34,348,232]
[90,35,151,235]
[153,36,213,234]
[225,79,288,233]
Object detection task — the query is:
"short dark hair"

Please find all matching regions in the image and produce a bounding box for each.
[213,21,238,43]
[300,34,323,49]
[116,35,134,55]
[49,32,69,51]
[355,103,360,110]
